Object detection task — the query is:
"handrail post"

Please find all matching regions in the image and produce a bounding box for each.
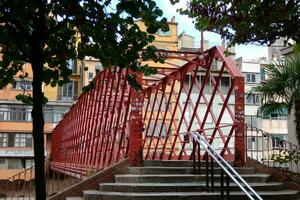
[221,169,224,199]
[193,139,196,174]
[234,76,245,167]
[128,72,144,166]
[205,152,209,192]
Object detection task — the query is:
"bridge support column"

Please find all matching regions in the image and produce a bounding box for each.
[234,77,245,167]
[128,73,143,166]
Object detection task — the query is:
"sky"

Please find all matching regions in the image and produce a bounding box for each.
[155,0,268,60]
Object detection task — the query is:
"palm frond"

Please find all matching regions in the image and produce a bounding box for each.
[285,53,300,100]
[258,102,288,118]
[251,53,300,106]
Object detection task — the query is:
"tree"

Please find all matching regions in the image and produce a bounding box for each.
[175,0,300,142]
[251,54,300,145]
[0,1,168,199]
[177,0,300,45]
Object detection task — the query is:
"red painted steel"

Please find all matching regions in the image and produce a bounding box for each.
[50,46,245,175]
[142,46,245,164]
[51,68,132,174]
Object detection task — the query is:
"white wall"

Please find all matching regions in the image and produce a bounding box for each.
[288,108,298,145]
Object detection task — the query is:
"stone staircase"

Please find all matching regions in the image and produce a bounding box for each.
[67,160,299,200]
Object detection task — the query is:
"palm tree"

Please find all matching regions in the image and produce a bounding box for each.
[251,53,300,145]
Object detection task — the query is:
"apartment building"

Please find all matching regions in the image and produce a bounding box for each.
[235,57,288,152]
[268,39,297,146]
[178,31,209,51]
[135,18,179,138]
[0,60,82,179]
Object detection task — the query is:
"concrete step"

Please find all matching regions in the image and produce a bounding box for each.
[143,160,233,167]
[128,166,255,174]
[83,190,299,200]
[114,174,270,183]
[99,182,284,192]
[66,197,83,200]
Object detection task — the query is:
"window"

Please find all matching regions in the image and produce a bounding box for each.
[25,159,34,168]
[10,106,28,121]
[247,136,262,151]
[246,94,261,105]
[147,121,170,137]
[271,134,287,149]
[68,59,77,73]
[95,63,103,75]
[0,105,9,121]
[260,108,288,120]
[149,93,167,111]
[88,72,94,80]
[211,59,222,71]
[8,159,23,169]
[0,104,31,122]
[247,136,254,150]
[0,133,32,148]
[0,159,6,169]
[245,115,261,128]
[156,29,171,36]
[0,133,8,147]
[58,80,78,101]
[200,75,211,93]
[44,105,69,123]
[0,104,69,123]
[12,80,32,90]
[14,134,32,147]
[260,68,265,81]
[221,77,231,93]
[245,73,259,83]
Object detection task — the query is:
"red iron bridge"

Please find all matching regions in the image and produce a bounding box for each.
[50,46,246,174]
[4,46,300,199]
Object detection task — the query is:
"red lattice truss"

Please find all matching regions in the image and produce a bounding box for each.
[51,46,245,175]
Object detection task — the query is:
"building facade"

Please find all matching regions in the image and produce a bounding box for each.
[235,57,288,158]
[0,60,82,179]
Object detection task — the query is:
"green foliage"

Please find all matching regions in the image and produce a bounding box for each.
[82,82,95,94]
[257,102,288,118]
[251,54,300,115]
[16,94,48,105]
[178,0,300,45]
[126,74,142,91]
[0,0,168,90]
[251,53,300,145]
[0,2,168,199]
[270,149,300,167]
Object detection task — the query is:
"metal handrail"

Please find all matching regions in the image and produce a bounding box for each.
[191,131,263,200]
[6,165,35,181]
[245,123,300,173]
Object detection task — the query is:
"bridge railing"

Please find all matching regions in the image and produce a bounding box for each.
[51,68,132,175]
[245,124,300,173]
[50,46,245,176]
[1,160,79,199]
[142,47,245,165]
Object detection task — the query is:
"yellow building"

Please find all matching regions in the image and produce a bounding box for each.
[135,18,183,158]
[0,60,82,179]
[135,17,178,51]
[81,57,103,87]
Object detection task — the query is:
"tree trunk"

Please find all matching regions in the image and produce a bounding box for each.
[32,60,46,200]
[31,1,47,199]
[295,100,300,146]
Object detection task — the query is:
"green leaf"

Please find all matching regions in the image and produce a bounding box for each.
[126,74,142,91]
[82,82,95,94]
[16,94,33,105]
